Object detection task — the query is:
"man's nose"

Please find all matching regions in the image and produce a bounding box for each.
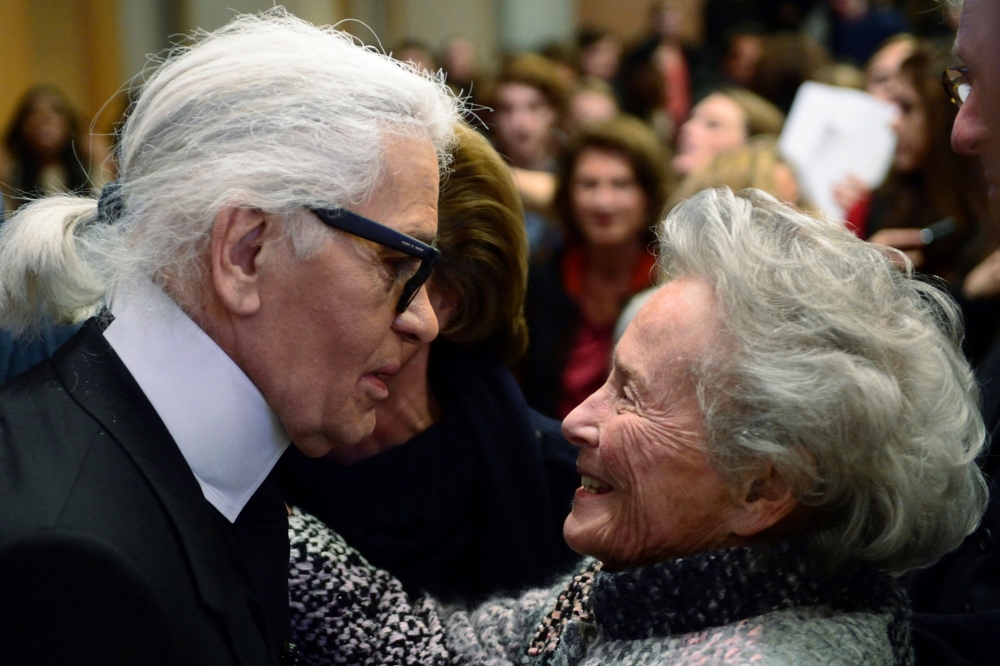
[952,95,986,156]
[391,285,439,345]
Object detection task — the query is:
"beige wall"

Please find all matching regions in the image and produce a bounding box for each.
[577,0,704,45]
[0,0,123,137]
[401,0,499,69]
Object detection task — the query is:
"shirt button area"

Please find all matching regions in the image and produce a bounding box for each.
[979,527,994,552]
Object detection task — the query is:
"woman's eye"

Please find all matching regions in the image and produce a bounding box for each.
[617,385,637,411]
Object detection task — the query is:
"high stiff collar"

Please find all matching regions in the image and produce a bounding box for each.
[104,279,290,522]
[590,539,902,641]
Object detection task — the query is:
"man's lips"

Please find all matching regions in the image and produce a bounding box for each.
[370,362,400,379]
[360,363,400,397]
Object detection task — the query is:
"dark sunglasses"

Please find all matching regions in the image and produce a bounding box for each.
[309,207,440,313]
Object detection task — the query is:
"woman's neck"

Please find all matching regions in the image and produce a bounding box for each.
[325,342,440,465]
[586,240,643,279]
[509,144,554,172]
[576,240,648,326]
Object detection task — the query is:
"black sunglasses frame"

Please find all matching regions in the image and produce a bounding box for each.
[309,207,440,313]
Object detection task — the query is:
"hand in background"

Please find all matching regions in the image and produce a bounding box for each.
[833,174,872,213]
[868,228,925,270]
[510,167,557,211]
[963,249,1000,300]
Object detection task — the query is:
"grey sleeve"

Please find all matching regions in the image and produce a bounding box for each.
[288,508,567,666]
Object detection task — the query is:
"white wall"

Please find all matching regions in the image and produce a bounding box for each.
[497,0,574,52]
[401,0,499,69]
[117,0,176,82]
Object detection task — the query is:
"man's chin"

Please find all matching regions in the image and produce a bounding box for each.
[292,412,376,458]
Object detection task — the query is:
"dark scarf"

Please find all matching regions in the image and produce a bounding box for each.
[531,541,911,665]
[276,341,578,601]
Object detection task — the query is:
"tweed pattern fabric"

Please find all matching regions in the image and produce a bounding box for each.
[527,560,602,659]
[288,508,451,665]
[289,509,913,666]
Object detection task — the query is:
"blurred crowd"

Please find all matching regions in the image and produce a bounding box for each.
[1,4,998,663]
[0,0,993,421]
[388,0,993,421]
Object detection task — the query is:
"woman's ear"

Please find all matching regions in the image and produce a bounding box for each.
[429,286,460,329]
[728,464,799,538]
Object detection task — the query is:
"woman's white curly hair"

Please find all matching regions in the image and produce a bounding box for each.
[660,187,987,573]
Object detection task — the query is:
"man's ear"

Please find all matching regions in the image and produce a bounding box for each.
[728,464,799,538]
[210,205,268,316]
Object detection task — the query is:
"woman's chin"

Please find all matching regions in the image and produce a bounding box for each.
[562,507,609,558]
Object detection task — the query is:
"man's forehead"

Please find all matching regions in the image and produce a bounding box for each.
[956,0,999,61]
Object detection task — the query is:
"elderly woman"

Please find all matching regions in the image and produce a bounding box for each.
[288,187,985,666]
[277,125,580,601]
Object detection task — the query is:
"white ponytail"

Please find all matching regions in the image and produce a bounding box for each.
[0,196,119,335]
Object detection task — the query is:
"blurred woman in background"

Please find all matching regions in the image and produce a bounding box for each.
[864,33,918,101]
[277,125,580,602]
[1,86,105,214]
[490,54,568,173]
[523,116,670,419]
[490,54,570,260]
[672,88,785,178]
[670,135,803,209]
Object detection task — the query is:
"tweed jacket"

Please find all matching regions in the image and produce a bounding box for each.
[288,509,912,666]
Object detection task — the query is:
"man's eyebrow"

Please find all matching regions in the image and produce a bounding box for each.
[403,230,437,246]
[378,229,437,250]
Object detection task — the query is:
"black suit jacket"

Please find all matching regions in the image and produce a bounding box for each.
[0,322,285,665]
[908,354,1000,666]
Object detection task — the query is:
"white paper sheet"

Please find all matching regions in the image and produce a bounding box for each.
[778,82,898,222]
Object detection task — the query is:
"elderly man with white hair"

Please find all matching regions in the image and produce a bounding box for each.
[0,11,460,666]
[906,2,1000,665]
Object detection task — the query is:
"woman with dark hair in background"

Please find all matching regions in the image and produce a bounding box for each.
[523,116,671,420]
[0,86,105,380]
[490,54,570,260]
[1,86,101,213]
[277,125,580,602]
[851,45,993,286]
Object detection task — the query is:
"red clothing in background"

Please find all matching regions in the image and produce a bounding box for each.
[556,246,657,418]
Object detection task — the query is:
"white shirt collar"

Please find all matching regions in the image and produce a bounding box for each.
[103,279,290,522]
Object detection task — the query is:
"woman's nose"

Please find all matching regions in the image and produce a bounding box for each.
[562,393,603,449]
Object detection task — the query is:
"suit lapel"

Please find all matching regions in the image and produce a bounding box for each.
[51,323,275,666]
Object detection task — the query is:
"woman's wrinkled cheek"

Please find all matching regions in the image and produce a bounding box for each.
[601,417,658,564]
